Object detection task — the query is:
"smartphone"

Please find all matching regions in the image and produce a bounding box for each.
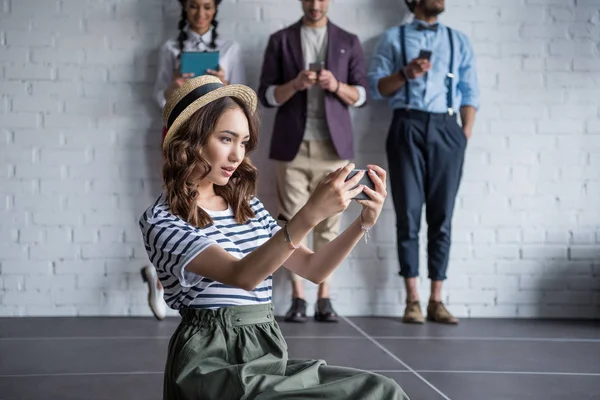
[418,49,432,60]
[309,61,324,73]
[345,169,376,200]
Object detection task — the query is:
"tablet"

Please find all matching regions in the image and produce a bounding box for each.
[180,51,220,77]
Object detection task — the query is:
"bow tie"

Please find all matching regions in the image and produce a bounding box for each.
[194,37,207,46]
[417,23,439,32]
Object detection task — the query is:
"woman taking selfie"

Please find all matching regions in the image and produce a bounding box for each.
[139,75,409,399]
[142,0,245,319]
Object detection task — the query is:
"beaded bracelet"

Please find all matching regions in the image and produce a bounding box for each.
[334,79,341,94]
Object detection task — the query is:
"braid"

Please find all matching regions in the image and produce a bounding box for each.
[209,0,222,50]
[176,5,188,59]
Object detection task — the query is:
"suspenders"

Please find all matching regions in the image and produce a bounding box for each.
[400,26,410,109]
[446,27,455,115]
[399,24,455,114]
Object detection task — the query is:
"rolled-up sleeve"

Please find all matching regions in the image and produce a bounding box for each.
[352,85,367,107]
[258,34,283,108]
[265,85,281,107]
[346,34,368,108]
[367,29,398,101]
[457,35,480,110]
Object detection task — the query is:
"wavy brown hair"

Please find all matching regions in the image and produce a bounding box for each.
[162,96,259,228]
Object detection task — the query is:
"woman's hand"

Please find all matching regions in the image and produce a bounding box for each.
[301,163,365,226]
[356,165,388,228]
[165,71,194,99]
[206,65,228,85]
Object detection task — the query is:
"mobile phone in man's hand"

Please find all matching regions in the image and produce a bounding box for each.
[309,61,324,73]
[418,49,432,60]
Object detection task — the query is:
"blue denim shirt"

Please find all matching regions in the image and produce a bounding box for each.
[368,19,480,113]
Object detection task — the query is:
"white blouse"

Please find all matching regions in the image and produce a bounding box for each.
[153,25,246,109]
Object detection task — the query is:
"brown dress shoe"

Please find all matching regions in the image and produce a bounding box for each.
[427,301,459,324]
[314,298,339,323]
[284,298,308,323]
[402,301,425,324]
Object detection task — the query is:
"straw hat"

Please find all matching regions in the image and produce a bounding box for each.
[162,75,258,150]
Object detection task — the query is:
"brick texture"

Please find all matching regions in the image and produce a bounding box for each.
[1,0,599,318]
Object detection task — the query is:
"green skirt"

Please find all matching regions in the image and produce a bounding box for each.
[163,303,409,400]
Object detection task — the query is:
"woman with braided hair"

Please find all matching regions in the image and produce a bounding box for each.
[143,0,246,320]
[154,0,245,110]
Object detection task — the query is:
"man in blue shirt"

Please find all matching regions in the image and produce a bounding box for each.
[368,0,479,325]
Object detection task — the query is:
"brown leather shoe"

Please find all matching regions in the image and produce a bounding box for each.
[284,298,307,323]
[427,301,459,324]
[314,298,339,323]
[402,301,425,324]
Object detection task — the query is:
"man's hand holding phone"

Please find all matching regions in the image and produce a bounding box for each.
[308,61,339,93]
[309,61,324,73]
[317,69,339,92]
[292,70,317,91]
[402,49,433,80]
[418,49,432,61]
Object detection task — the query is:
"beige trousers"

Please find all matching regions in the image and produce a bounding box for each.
[276,140,349,283]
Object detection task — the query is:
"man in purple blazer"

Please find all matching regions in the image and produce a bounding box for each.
[258,0,368,324]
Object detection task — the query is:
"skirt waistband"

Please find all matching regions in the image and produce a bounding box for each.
[179,303,275,328]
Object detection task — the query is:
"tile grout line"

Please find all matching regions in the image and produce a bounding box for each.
[0,336,178,341]
[413,370,600,377]
[0,372,164,378]
[370,336,600,343]
[341,316,452,400]
[2,335,599,342]
[2,370,600,379]
[0,335,366,341]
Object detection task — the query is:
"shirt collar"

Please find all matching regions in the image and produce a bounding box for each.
[411,18,441,30]
[184,24,214,46]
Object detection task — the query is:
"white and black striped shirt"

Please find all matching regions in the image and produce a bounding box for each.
[139,193,281,310]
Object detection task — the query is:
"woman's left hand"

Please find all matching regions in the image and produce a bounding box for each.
[206,65,228,85]
[356,164,388,228]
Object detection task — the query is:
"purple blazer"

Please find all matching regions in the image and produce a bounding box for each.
[258,19,368,162]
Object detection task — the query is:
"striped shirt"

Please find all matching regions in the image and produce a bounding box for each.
[139,193,281,310]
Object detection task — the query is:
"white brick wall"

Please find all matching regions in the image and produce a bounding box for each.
[1,0,599,318]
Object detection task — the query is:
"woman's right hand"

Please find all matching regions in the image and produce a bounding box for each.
[301,163,365,226]
[173,71,194,87]
[165,71,194,99]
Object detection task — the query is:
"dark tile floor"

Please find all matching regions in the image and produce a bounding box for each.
[1,316,599,400]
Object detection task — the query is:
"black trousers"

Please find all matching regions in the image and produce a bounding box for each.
[386,109,467,281]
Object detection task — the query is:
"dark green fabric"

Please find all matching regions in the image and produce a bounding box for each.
[163,303,409,400]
